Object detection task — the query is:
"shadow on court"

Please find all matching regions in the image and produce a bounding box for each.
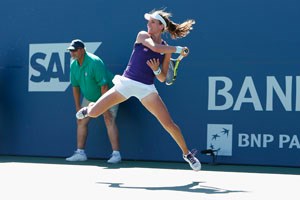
[1,155,299,200]
[96,181,246,194]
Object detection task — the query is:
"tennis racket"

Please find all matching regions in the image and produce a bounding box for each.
[165,48,189,85]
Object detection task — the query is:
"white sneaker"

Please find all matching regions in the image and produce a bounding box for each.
[107,151,121,164]
[66,151,87,162]
[76,107,88,120]
[183,151,201,171]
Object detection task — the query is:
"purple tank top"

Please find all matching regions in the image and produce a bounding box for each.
[123,43,165,85]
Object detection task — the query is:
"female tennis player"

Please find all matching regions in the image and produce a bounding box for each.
[76,9,200,170]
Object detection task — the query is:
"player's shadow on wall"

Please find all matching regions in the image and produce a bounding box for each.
[96,181,246,194]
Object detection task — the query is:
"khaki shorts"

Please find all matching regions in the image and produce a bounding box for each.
[81,97,118,119]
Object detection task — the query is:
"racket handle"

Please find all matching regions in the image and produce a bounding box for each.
[178,48,188,60]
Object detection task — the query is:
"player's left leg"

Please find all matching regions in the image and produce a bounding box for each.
[141,93,201,171]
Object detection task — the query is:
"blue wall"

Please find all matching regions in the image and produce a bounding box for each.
[0,0,299,167]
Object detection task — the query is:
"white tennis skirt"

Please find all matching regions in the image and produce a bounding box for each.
[112,75,158,101]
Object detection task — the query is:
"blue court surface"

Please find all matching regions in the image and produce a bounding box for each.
[0,156,299,200]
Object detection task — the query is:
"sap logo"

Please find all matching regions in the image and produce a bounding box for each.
[207,124,233,156]
[208,76,300,111]
[28,42,102,92]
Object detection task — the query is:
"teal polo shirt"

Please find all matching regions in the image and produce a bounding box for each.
[70,52,114,102]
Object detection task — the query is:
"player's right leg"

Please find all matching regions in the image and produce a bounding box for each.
[76,87,127,119]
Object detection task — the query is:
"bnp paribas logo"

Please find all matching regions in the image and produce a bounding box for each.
[207,124,233,156]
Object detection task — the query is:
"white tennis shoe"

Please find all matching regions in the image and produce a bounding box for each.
[183,151,201,171]
[66,150,87,162]
[76,107,89,119]
[107,151,122,164]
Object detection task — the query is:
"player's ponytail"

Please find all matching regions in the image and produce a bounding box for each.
[156,10,195,39]
[166,19,195,39]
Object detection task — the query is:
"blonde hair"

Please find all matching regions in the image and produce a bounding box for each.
[151,9,195,39]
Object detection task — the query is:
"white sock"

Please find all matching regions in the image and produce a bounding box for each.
[113,150,120,155]
[77,149,85,154]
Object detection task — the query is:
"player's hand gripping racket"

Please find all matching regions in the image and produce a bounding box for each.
[165,48,189,85]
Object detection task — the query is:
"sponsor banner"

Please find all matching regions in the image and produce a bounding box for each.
[208,76,300,112]
[207,124,300,158]
[28,42,102,92]
[207,124,233,156]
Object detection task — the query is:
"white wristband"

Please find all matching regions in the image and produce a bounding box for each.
[153,67,161,76]
[175,46,183,54]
